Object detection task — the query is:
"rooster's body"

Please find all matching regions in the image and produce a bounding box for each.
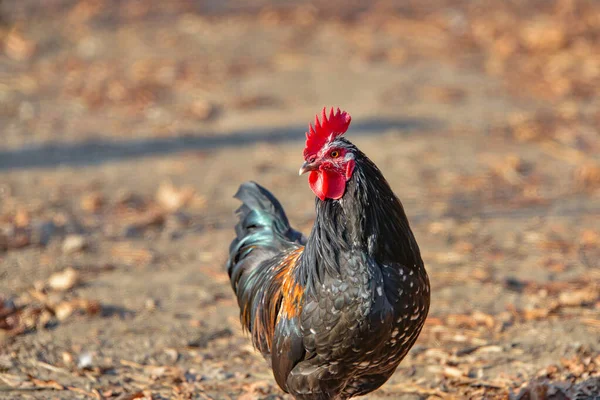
[228,109,429,399]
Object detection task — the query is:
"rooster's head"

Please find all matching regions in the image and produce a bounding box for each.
[299,107,356,201]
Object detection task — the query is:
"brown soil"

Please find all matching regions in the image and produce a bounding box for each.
[1,1,599,399]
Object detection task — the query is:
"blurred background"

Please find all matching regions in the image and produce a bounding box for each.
[0,0,599,398]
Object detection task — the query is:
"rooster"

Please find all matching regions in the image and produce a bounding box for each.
[228,108,430,399]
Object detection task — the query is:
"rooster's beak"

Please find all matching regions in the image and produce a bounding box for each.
[299,161,318,176]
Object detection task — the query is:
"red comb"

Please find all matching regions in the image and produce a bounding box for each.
[303,107,352,159]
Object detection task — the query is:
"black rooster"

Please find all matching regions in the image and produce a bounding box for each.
[228,108,430,399]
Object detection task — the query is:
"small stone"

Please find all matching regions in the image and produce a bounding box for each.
[54,302,76,321]
[14,209,30,227]
[32,221,57,246]
[62,352,74,365]
[77,352,93,369]
[62,234,87,254]
[47,267,80,291]
[145,298,158,311]
[188,99,215,120]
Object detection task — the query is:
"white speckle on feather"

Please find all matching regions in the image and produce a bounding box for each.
[376,286,383,297]
[368,234,376,251]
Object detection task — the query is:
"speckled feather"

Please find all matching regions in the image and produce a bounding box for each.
[227,138,430,399]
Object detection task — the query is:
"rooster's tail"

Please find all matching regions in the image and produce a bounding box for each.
[227,181,304,352]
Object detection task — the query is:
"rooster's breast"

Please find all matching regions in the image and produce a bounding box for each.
[297,253,429,398]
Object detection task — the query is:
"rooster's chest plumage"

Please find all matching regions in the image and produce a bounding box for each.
[297,252,430,396]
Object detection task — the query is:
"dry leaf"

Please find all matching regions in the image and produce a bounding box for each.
[4,28,37,61]
[442,366,467,379]
[188,100,215,120]
[54,299,101,321]
[29,377,64,390]
[121,392,149,400]
[427,365,467,379]
[54,302,76,321]
[520,19,565,52]
[522,307,551,321]
[446,314,478,329]
[0,372,31,388]
[559,289,597,307]
[474,345,503,354]
[575,162,600,190]
[14,209,30,227]
[156,182,195,212]
[80,192,105,212]
[471,311,496,329]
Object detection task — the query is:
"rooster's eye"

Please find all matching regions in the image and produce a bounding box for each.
[330,150,339,158]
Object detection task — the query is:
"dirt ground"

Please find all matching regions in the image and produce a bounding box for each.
[1,1,599,399]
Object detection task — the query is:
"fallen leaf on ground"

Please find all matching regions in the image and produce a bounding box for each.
[156,182,195,212]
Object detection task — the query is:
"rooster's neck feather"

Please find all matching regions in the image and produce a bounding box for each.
[299,139,423,288]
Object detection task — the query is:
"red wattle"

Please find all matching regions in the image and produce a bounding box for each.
[308,169,347,200]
